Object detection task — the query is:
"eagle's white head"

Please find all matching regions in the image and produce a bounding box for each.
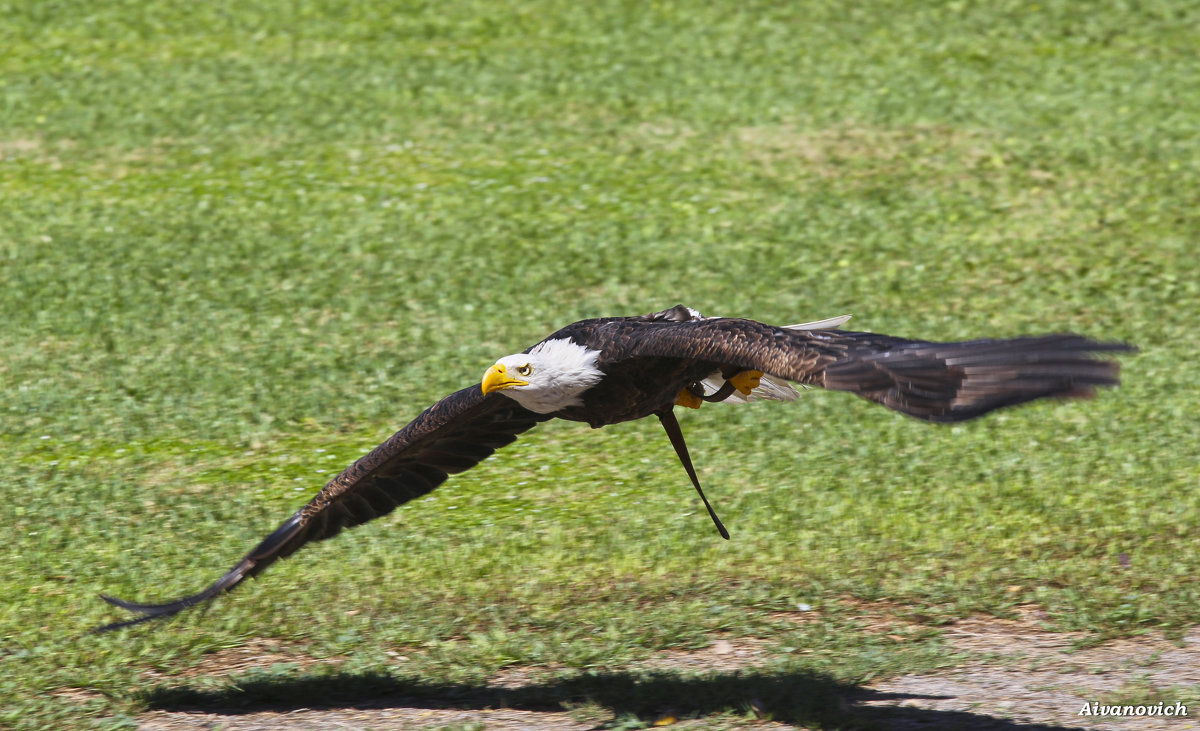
[481,338,604,414]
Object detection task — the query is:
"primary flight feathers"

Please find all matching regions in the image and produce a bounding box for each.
[96,306,1135,630]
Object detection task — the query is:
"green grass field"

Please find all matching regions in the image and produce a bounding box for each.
[2,1,1198,728]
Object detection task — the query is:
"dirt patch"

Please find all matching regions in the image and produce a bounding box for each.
[139,638,347,684]
[731,122,999,181]
[134,614,1198,730]
[858,617,1199,731]
[138,706,600,731]
[0,136,75,168]
[0,138,42,157]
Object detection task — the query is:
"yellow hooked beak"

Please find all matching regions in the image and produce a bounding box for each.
[481,363,528,395]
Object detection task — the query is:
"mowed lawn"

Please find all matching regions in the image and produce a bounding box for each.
[2,1,1198,728]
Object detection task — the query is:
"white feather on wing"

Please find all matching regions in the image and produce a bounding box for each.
[700,314,852,403]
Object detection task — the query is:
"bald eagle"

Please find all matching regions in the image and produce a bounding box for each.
[96,306,1134,631]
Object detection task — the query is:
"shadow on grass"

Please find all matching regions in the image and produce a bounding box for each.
[142,667,1093,730]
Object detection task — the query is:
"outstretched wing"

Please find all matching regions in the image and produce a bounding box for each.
[592,316,1135,423]
[96,386,549,631]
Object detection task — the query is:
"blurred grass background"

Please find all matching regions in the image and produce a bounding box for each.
[1,0,1197,728]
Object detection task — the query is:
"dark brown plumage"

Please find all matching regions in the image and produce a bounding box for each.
[96,305,1134,631]
[98,391,549,630]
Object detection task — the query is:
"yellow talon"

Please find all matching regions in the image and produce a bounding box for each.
[729,370,763,396]
[674,387,703,409]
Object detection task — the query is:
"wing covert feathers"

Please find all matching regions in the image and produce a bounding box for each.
[95,387,546,631]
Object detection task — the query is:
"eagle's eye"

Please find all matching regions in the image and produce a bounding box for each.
[517,364,532,376]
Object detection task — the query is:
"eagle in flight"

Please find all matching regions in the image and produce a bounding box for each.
[96,306,1134,630]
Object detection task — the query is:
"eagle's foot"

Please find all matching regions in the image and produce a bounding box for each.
[675,387,703,409]
[729,370,763,395]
